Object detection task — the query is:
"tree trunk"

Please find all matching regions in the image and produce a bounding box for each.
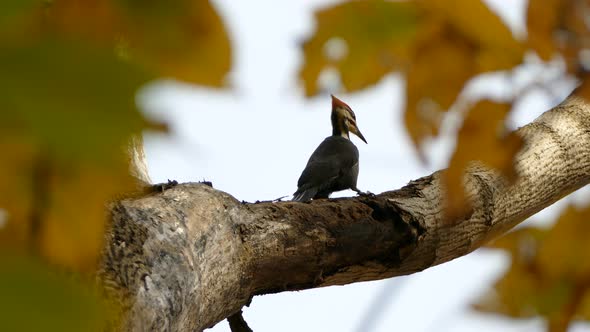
[98,96,590,331]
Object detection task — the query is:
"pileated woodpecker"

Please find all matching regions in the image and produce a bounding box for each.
[293,95,367,202]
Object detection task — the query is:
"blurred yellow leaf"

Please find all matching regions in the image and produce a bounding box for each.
[0,0,36,26]
[527,0,590,73]
[474,255,577,320]
[0,40,152,163]
[443,100,522,219]
[0,40,144,270]
[300,0,419,95]
[405,0,524,150]
[0,139,37,252]
[405,27,476,149]
[0,0,233,327]
[16,0,232,86]
[118,0,232,85]
[580,292,590,320]
[301,0,524,154]
[475,205,590,328]
[486,227,546,260]
[41,160,135,270]
[0,256,111,332]
[526,0,563,61]
[573,76,590,103]
[419,0,524,72]
[536,206,590,282]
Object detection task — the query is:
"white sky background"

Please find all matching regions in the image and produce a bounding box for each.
[139,0,590,331]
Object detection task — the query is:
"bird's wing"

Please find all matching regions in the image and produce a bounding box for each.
[293,160,340,201]
[296,159,341,190]
[293,137,359,201]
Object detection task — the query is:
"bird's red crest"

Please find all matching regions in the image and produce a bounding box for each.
[331,95,351,110]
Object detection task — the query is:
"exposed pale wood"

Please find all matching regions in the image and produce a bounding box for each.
[99,96,590,331]
[126,134,152,187]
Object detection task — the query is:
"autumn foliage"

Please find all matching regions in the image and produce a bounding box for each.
[298,0,590,330]
[0,0,230,329]
[477,206,590,331]
[1,0,589,331]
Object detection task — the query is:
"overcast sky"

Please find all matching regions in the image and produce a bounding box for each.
[139,0,590,331]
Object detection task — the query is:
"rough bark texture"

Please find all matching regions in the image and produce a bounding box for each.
[98,96,590,331]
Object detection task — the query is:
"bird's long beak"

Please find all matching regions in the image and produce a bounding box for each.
[351,124,367,144]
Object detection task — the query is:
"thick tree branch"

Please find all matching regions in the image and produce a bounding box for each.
[99,96,590,331]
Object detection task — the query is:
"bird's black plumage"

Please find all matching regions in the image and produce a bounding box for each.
[293,136,360,201]
[293,95,365,202]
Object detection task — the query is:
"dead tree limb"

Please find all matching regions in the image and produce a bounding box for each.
[99,96,590,331]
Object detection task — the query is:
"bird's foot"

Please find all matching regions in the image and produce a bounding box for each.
[151,179,178,192]
[353,189,375,198]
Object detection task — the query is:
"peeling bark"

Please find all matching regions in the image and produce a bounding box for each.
[99,96,590,331]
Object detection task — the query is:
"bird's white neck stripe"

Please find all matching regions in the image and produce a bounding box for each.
[340,131,350,140]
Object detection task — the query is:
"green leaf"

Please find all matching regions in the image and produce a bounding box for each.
[0,256,111,332]
[0,0,38,26]
[0,39,152,165]
[0,39,149,269]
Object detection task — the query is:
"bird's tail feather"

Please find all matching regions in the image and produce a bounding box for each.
[292,188,317,202]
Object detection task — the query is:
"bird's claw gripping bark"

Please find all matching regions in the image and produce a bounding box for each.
[151,179,179,192]
[353,189,375,198]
